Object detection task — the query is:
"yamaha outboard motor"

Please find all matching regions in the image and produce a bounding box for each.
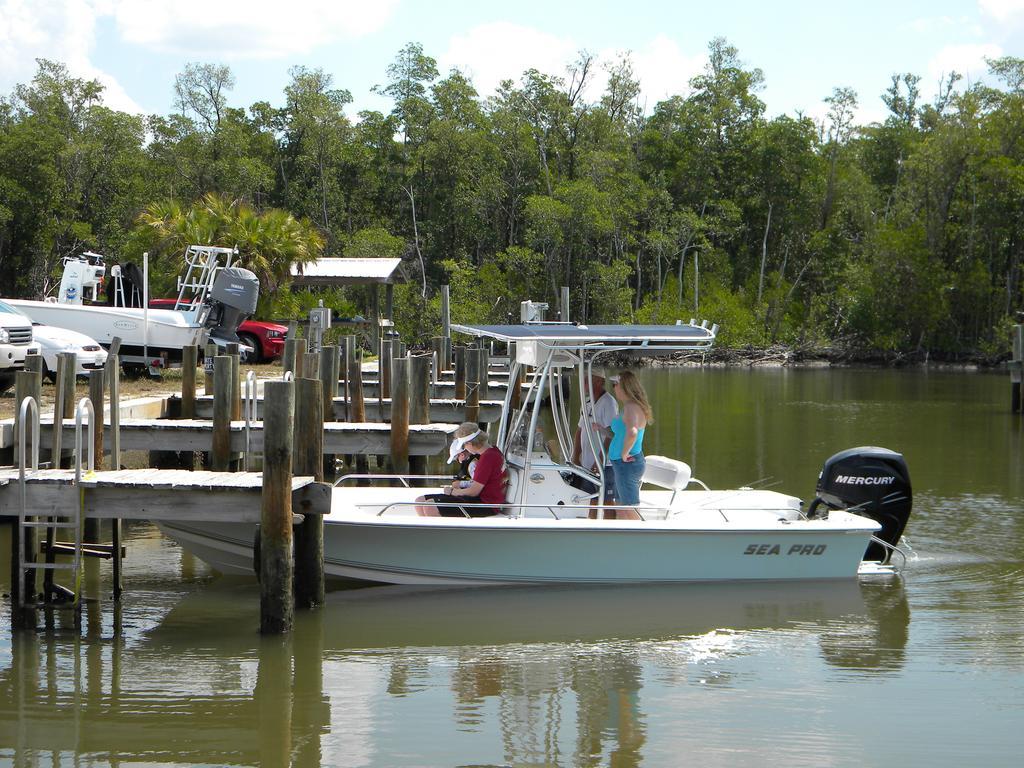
[205,267,259,348]
[809,447,912,562]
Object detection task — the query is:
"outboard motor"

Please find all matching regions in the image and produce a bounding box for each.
[809,446,912,562]
[205,267,259,348]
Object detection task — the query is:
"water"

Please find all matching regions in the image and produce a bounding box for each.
[2,367,1022,767]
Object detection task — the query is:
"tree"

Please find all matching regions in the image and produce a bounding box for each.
[134,192,323,301]
[280,66,353,244]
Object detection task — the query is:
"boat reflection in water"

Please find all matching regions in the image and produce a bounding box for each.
[0,576,909,767]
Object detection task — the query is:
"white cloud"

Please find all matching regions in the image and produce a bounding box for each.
[927,42,1003,86]
[110,0,398,59]
[626,35,705,111]
[440,25,703,115]
[978,0,1024,23]
[439,22,578,97]
[1,0,396,112]
[0,0,146,113]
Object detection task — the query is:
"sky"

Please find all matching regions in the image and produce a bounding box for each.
[1,0,1022,127]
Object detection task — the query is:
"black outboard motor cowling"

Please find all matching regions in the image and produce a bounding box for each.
[205,267,259,347]
[810,446,912,562]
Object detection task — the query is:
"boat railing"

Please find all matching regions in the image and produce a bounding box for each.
[334,473,456,489]
[243,370,257,471]
[365,498,664,521]
[867,534,907,569]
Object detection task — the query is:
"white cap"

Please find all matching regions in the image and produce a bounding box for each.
[447,429,482,464]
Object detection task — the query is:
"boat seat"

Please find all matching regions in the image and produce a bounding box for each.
[642,455,692,491]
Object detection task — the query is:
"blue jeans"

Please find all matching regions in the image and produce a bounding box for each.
[610,455,646,506]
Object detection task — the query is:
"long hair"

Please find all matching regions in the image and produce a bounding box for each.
[617,370,653,423]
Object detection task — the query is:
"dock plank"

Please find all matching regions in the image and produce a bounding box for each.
[0,417,458,455]
[0,468,330,523]
[170,395,504,423]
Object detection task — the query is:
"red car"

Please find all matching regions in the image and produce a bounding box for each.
[149,299,287,363]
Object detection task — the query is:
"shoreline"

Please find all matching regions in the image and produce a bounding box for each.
[636,345,1008,372]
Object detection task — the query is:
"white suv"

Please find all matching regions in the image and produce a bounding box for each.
[0,300,42,394]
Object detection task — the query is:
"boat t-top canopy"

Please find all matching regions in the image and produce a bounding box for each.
[450,322,717,354]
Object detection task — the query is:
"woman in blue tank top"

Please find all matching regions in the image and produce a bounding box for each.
[608,370,652,519]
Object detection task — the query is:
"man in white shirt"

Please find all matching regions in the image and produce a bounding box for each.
[571,373,619,507]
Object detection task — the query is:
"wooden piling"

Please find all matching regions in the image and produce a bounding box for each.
[430,336,444,374]
[107,353,123,599]
[509,361,524,412]
[465,346,482,424]
[349,340,368,475]
[390,356,410,476]
[107,355,121,468]
[380,339,393,399]
[480,344,490,400]
[442,335,453,371]
[51,354,70,468]
[204,343,216,394]
[227,343,242,422]
[82,370,105,544]
[409,354,432,426]
[453,345,466,400]
[260,380,294,634]
[61,355,77,419]
[59,353,76,468]
[181,345,198,419]
[24,354,43,378]
[14,366,41,455]
[283,338,298,377]
[349,341,365,422]
[409,354,432,476]
[211,356,232,472]
[293,377,324,609]
[284,337,308,379]
[338,336,352,420]
[319,345,339,478]
[88,369,105,470]
[302,351,320,380]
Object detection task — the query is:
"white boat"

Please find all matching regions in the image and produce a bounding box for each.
[159,321,913,585]
[6,245,258,368]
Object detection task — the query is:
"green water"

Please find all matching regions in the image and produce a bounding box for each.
[1,367,1022,767]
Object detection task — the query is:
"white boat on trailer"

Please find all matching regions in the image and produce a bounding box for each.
[160,321,913,585]
[6,245,259,370]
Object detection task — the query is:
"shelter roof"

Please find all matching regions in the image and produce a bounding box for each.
[290,258,404,286]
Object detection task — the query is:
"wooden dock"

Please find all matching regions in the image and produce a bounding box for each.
[165,394,504,424]
[0,417,458,455]
[0,468,330,522]
[358,378,513,400]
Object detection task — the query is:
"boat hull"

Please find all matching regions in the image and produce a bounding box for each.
[7,299,205,361]
[157,493,880,586]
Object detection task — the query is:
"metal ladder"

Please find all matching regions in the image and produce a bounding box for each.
[173,244,235,308]
[14,396,94,624]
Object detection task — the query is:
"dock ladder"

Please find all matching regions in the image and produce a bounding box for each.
[14,396,95,627]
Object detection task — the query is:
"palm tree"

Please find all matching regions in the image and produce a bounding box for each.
[136,193,323,293]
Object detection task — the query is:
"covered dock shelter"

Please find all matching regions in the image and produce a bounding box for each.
[291,257,404,351]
